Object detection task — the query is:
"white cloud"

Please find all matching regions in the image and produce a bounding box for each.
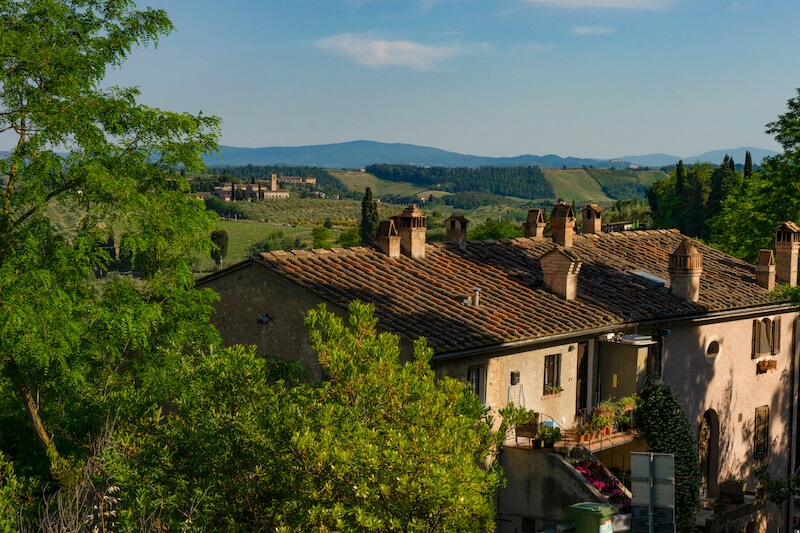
[316,33,465,70]
[572,25,617,35]
[520,0,677,9]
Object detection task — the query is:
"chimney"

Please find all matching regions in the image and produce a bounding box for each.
[539,246,582,300]
[523,208,546,239]
[444,214,469,251]
[270,173,278,192]
[471,287,481,307]
[668,238,702,303]
[581,204,603,235]
[396,205,427,259]
[550,202,576,247]
[374,219,401,259]
[756,249,776,291]
[775,222,800,287]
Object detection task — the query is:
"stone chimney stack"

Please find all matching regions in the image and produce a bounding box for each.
[668,238,703,303]
[523,208,546,239]
[775,222,800,287]
[374,219,401,259]
[581,204,603,235]
[444,214,469,251]
[756,249,776,291]
[270,173,278,192]
[550,202,576,247]
[539,247,582,300]
[397,205,427,259]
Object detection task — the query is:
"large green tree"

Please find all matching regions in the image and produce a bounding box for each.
[0,0,219,495]
[98,302,519,531]
[710,89,800,263]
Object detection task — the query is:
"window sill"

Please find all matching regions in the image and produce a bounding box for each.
[542,392,562,399]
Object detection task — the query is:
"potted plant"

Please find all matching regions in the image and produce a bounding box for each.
[592,415,614,436]
[539,426,562,448]
[618,395,638,412]
[575,423,591,444]
[544,384,564,397]
[515,412,540,439]
[720,478,746,504]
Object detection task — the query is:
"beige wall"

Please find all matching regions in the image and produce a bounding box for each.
[436,342,583,430]
[199,263,415,379]
[596,342,648,401]
[662,310,798,490]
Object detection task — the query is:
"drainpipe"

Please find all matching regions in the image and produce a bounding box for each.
[789,315,800,529]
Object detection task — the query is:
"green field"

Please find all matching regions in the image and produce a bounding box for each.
[543,168,612,203]
[331,170,451,200]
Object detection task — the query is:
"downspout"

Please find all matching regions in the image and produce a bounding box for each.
[789,315,800,529]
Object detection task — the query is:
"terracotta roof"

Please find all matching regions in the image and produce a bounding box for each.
[248,230,783,355]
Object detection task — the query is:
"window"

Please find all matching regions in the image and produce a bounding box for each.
[704,336,721,365]
[544,354,561,394]
[754,405,769,459]
[521,517,536,533]
[752,317,781,358]
[647,339,663,379]
[468,365,486,403]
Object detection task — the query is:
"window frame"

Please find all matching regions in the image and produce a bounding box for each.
[467,365,487,404]
[543,353,561,394]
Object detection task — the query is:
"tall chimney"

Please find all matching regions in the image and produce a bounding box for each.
[668,238,702,303]
[756,249,776,291]
[539,246,582,300]
[775,222,800,287]
[581,204,603,235]
[444,214,469,251]
[523,209,546,239]
[374,219,401,259]
[550,202,576,247]
[396,205,427,259]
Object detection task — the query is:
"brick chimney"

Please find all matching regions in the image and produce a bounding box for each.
[581,204,603,235]
[550,202,576,247]
[539,246,582,300]
[396,205,427,259]
[668,238,702,303]
[775,222,800,287]
[444,214,469,251]
[374,219,400,259]
[756,249,776,291]
[523,208,546,239]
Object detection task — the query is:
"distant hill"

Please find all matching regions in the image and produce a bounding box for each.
[202,141,778,169]
[202,141,633,169]
[618,147,778,168]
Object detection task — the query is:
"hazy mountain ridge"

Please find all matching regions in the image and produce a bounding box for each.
[200,141,778,169]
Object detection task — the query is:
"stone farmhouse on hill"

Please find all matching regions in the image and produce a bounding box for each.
[198,203,800,532]
[211,173,290,200]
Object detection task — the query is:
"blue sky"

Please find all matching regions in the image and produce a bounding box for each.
[101,0,799,158]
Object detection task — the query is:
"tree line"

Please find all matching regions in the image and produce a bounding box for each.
[365,164,555,200]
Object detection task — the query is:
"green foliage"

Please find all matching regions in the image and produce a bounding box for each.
[0,0,220,522]
[585,168,654,200]
[210,229,229,266]
[360,187,381,246]
[468,218,523,240]
[337,226,361,247]
[366,164,554,200]
[647,161,715,238]
[312,226,334,249]
[247,229,308,254]
[637,383,699,532]
[295,301,507,532]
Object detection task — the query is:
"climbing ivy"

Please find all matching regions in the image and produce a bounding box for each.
[637,382,700,532]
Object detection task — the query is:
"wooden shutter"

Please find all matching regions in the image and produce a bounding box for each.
[647,340,662,379]
[754,405,769,459]
[772,317,782,355]
[752,319,759,358]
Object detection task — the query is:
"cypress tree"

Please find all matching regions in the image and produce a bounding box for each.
[744,150,753,179]
[675,160,685,195]
[360,187,380,246]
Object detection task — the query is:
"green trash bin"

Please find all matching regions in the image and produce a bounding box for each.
[570,502,616,533]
